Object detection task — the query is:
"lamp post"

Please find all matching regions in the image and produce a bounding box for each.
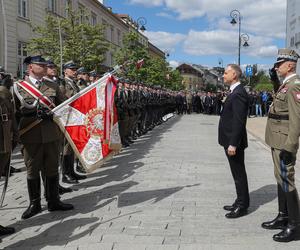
[230,9,249,66]
[137,17,147,32]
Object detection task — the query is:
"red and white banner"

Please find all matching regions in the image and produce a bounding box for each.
[53,74,121,173]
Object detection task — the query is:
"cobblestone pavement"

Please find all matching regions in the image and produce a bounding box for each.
[1,114,300,250]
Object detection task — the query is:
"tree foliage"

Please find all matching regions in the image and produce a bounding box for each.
[114,32,183,90]
[27,9,108,72]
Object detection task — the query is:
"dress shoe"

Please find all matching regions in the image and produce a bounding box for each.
[273,224,299,242]
[223,204,236,211]
[0,225,15,236]
[48,200,74,211]
[59,184,73,195]
[10,166,21,173]
[261,212,288,230]
[62,174,79,184]
[22,203,42,219]
[72,172,87,180]
[225,207,248,219]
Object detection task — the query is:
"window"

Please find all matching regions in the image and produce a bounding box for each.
[18,0,28,18]
[110,26,114,43]
[102,19,108,39]
[78,4,85,23]
[64,0,71,17]
[91,12,97,26]
[117,29,121,46]
[47,0,56,12]
[17,42,27,78]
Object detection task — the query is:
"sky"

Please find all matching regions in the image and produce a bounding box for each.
[104,0,286,71]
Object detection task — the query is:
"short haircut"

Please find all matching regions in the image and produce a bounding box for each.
[227,64,242,79]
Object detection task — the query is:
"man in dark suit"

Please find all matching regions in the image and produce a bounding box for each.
[218,64,250,219]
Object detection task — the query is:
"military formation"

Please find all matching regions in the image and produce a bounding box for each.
[0,55,177,238]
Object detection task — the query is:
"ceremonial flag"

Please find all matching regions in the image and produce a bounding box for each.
[136,58,144,69]
[52,74,121,173]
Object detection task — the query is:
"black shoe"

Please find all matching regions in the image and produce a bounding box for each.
[48,200,74,211]
[223,204,237,211]
[122,142,130,148]
[10,166,21,173]
[225,207,248,219]
[262,212,288,230]
[273,224,300,242]
[21,202,42,220]
[0,225,15,236]
[72,172,87,180]
[59,184,73,195]
[62,174,79,184]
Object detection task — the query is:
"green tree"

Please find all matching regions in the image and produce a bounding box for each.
[27,9,108,72]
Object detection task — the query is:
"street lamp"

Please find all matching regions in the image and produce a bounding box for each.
[218,58,223,68]
[230,9,250,65]
[137,17,147,32]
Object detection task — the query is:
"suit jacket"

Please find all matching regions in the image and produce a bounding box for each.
[218,84,249,149]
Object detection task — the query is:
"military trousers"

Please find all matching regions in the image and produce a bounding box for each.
[0,153,10,176]
[271,148,296,192]
[23,141,60,179]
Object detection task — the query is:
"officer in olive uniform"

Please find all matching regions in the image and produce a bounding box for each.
[0,67,17,236]
[77,67,89,89]
[14,56,73,220]
[263,49,300,242]
[61,61,85,184]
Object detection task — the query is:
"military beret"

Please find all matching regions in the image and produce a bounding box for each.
[23,55,47,65]
[77,67,89,74]
[63,60,78,70]
[275,48,300,65]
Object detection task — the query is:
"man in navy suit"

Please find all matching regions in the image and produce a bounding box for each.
[218,64,250,218]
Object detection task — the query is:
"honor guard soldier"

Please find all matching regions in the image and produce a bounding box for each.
[77,67,89,89]
[89,70,100,84]
[264,48,300,242]
[14,55,74,220]
[61,61,86,183]
[0,67,17,236]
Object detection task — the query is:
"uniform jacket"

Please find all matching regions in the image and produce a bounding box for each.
[14,77,65,144]
[265,74,300,153]
[218,84,249,149]
[0,86,18,153]
[62,76,80,99]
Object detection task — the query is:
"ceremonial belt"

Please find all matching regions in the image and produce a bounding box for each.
[16,80,56,109]
[268,113,289,120]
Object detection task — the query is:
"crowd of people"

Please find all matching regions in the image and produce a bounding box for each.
[174,90,274,117]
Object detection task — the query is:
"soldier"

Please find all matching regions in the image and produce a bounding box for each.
[61,61,86,183]
[263,49,300,242]
[77,67,89,89]
[89,70,100,84]
[44,60,73,195]
[14,55,73,220]
[0,66,17,235]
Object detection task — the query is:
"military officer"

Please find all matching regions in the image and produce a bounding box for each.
[14,55,73,220]
[61,61,86,183]
[263,48,300,242]
[0,67,17,236]
[77,67,89,89]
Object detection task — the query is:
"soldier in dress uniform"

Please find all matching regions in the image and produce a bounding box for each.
[89,70,100,84]
[0,67,17,236]
[61,61,86,184]
[14,55,73,220]
[77,67,89,89]
[263,48,300,242]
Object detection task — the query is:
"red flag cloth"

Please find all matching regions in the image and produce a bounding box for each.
[53,74,121,173]
[136,58,144,69]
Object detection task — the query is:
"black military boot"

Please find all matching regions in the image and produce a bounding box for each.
[262,184,288,230]
[62,155,78,184]
[21,179,42,219]
[59,184,73,195]
[273,189,300,242]
[46,175,74,212]
[0,225,15,236]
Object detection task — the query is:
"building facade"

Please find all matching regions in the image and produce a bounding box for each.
[286,0,300,72]
[176,63,204,91]
[0,0,164,77]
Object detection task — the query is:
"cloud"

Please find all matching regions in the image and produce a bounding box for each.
[128,0,163,7]
[144,31,186,51]
[156,12,174,19]
[183,29,278,58]
[168,60,180,68]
